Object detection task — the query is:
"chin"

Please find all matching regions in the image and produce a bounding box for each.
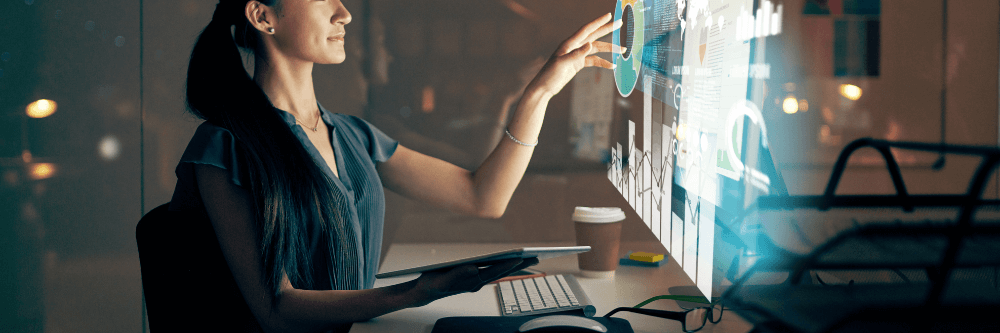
[318,54,347,65]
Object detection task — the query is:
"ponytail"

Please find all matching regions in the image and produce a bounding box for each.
[185,0,356,305]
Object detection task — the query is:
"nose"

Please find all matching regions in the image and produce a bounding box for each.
[334,0,352,26]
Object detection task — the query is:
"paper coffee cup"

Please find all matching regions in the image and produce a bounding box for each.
[573,207,625,278]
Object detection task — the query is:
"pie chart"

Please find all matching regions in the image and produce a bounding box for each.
[613,0,644,97]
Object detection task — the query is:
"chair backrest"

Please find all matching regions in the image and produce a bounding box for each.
[136,203,262,332]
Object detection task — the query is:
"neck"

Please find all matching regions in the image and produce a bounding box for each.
[253,53,319,121]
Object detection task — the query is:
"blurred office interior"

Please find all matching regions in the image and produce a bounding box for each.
[1,0,998,332]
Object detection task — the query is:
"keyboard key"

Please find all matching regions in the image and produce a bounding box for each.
[545,276,561,290]
[497,274,588,316]
[556,275,577,298]
[499,282,517,305]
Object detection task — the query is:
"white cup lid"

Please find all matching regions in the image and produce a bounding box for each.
[572,207,626,223]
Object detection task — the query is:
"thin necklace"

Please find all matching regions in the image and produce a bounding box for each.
[296,110,321,132]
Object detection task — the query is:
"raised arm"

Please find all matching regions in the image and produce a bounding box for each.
[378,14,621,218]
[195,164,526,332]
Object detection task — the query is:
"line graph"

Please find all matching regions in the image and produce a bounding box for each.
[606,82,719,298]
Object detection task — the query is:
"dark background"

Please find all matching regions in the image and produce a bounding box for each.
[1,0,997,331]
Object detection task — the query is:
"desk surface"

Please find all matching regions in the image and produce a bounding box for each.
[352,242,753,333]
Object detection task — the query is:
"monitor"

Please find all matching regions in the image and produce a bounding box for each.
[608,0,788,300]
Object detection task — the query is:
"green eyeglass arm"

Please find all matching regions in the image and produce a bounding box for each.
[602,307,687,321]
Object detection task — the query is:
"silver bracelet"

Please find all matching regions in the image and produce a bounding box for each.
[505,128,538,147]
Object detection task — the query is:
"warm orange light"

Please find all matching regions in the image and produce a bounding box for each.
[840,84,862,101]
[676,123,687,141]
[29,163,56,180]
[782,96,799,114]
[26,99,57,118]
[798,99,809,112]
[421,86,435,113]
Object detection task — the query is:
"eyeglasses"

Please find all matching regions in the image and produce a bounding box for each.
[603,302,724,332]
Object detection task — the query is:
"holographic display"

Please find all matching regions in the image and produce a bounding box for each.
[607,0,786,299]
[613,0,645,97]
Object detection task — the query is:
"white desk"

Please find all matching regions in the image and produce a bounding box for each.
[352,242,753,333]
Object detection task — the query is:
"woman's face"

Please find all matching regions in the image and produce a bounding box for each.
[269,0,352,64]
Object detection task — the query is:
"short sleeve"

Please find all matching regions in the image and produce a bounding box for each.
[169,122,249,212]
[338,115,399,163]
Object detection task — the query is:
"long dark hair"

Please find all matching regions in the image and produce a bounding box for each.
[185,0,355,303]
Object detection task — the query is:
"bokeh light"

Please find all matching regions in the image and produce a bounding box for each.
[29,163,56,180]
[798,99,809,112]
[676,123,688,141]
[840,84,862,101]
[99,135,122,161]
[3,170,18,187]
[26,99,57,118]
[421,86,435,113]
[782,96,799,114]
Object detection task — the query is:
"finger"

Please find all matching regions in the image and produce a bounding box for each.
[563,13,613,52]
[510,257,539,272]
[495,257,538,279]
[589,41,622,56]
[482,257,538,284]
[568,42,594,60]
[472,258,538,292]
[583,18,623,45]
[477,259,525,283]
[585,55,615,70]
[442,264,480,281]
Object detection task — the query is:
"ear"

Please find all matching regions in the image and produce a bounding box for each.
[245,1,275,34]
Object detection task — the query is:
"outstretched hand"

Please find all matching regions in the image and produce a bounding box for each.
[407,257,539,308]
[528,13,624,97]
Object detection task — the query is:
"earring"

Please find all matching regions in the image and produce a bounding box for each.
[267,27,274,34]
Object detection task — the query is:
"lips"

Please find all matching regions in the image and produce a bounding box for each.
[328,33,345,42]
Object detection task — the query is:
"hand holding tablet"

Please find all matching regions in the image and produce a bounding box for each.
[375,246,591,279]
[388,247,589,308]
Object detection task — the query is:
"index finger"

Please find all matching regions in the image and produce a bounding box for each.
[565,13,614,50]
[583,18,623,46]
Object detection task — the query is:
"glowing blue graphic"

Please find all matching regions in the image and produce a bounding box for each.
[613,0,645,97]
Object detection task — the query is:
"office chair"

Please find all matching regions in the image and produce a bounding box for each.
[136,202,263,332]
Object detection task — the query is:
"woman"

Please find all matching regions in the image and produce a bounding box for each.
[172,0,620,331]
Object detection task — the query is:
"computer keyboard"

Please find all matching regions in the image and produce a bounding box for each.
[496,274,595,317]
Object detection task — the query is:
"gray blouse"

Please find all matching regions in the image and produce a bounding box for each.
[169,103,398,291]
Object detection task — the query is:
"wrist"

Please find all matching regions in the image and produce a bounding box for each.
[402,279,434,309]
[523,84,555,103]
[521,82,555,102]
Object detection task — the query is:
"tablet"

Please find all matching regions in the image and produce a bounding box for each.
[375,246,591,279]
